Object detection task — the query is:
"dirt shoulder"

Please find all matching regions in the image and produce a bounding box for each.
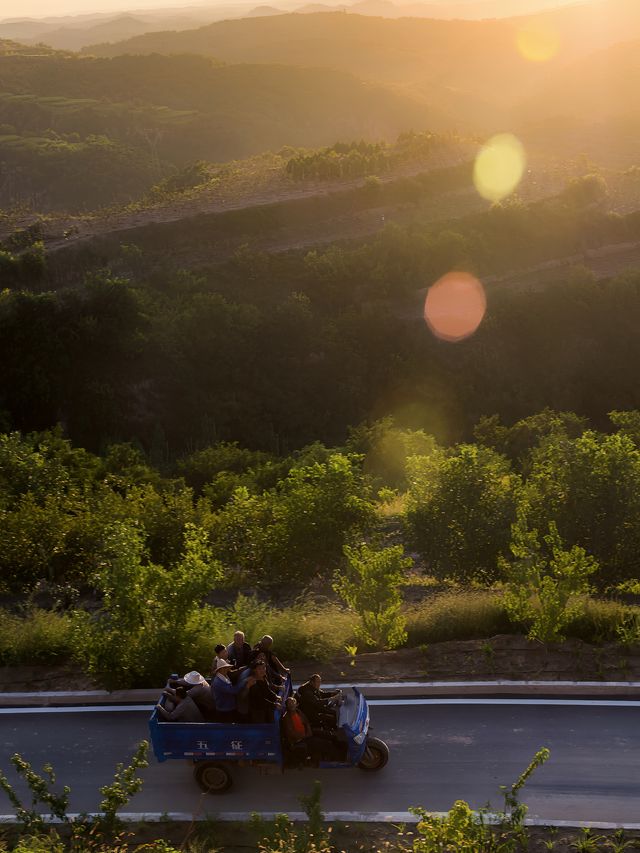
[3,634,640,693]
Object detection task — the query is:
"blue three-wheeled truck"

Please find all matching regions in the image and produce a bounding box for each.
[149,681,389,793]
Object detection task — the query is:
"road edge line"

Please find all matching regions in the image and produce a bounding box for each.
[3,680,640,707]
[2,812,640,830]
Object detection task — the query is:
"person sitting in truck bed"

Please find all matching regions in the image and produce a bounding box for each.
[227,630,253,668]
[248,659,283,723]
[212,643,229,676]
[155,686,205,723]
[250,635,290,686]
[213,660,255,722]
[297,674,341,730]
[183,671,218,721]
[281,696,329,766]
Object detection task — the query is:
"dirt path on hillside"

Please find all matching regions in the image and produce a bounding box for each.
[485,239,640,291]
[5,152,473,255]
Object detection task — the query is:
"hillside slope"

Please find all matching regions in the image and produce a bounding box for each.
[0,45,445,209]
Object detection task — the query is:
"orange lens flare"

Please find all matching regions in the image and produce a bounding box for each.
[424,272,486,343]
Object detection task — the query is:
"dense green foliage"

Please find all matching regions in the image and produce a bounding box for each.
[0,429,375,596]
[3,406,640,683]
[406,445,520,585]
[285,133,460,182]
[3,187,640,453]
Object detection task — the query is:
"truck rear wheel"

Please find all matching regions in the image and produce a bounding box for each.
[194,761,232,793]
[357,736,389,772]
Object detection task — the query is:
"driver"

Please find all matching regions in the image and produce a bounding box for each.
[297,674,341,729]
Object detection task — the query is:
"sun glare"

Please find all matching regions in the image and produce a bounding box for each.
[424,272,486,343]
[516,22,561,63]
[473,133,526,203]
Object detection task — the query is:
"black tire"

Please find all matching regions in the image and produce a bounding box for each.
[193,761,232,794]
[358,736,389,772]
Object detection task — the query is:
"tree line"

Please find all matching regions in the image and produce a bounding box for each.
[3,181,640,453]
[3,410,640,596]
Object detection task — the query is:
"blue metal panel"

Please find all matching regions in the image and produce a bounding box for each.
[342,687,369,765]
[149,707,283,765]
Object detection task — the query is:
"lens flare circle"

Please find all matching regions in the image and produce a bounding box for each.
[516,23,560,63]
[473,133,526,203]
[424,271,486,343]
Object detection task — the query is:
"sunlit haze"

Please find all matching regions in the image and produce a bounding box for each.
[1,0,577,22]
[1,0,211,19]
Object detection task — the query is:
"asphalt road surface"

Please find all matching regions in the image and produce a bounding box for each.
[1,701,639,823]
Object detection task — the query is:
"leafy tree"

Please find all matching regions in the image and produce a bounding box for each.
[473,409,588,473]
[501,518,597,643]
[334,543,411,649]
[211,453,375,586]
[610,409,640,446]
[561,173,609,209]
[525,431,640,588]
[73,522,222,688]
[406,445,520,584]
[347,417,438,490]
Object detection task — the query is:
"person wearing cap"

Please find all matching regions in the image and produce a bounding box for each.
[213,660,255,722]
[212,643,229,676]
[181,671,217,722]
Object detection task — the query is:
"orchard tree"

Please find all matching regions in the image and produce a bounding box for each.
[334,543,411,649]
[525,431,640,588]
[211,453,376,586]
[406,445,520,584]
[473,409,587,473]
[73,522,222,688]
[502,518,597,643]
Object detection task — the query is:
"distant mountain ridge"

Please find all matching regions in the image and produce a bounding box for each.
[79,0,640,134]
[0,0,595,50]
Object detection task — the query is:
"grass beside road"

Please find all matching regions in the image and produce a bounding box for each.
[1,592,639,687]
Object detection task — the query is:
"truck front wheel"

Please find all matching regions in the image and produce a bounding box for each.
[194,761,232,793]
[357,736,389,772]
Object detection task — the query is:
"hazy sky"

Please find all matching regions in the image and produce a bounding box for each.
[0,0,571,24]
[0,0,208,20]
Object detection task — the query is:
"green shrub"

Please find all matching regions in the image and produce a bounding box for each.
[564,597,636,643]
[0,608,73,665]
[405,590,513,646]
[502,520,598,643]
[335,543,411,650]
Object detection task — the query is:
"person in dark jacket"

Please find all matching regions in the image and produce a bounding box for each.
[248,660,282,723]
[227,630,252,668]
[250,635,289,685]
[297,674,341,729]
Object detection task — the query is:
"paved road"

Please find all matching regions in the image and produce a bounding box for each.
[1,702,639,823]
